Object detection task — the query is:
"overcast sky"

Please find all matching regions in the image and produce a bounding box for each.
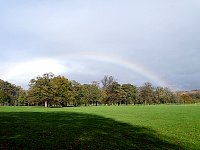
[0,0,200,90]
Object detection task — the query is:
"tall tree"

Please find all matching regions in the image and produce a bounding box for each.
[51,76,74,106]
[105,82,126,105]
[28,73,54,107]
[122,84,138,105]
[90,83,105,106]
[139,82,154,104]
[101,75,116,90]
[154,87,165,104]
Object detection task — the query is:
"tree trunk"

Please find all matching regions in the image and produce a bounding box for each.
[45,101,48,107]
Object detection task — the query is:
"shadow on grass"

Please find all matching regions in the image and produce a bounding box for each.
[0,112,182,150]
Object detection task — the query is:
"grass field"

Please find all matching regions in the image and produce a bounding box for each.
[0,105,200,149]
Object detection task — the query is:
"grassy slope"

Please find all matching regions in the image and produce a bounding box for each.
[0,105,200,149]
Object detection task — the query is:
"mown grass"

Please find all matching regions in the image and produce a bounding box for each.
[0,104,200,149]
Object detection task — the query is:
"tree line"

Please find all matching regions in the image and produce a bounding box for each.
[0,73,199,107]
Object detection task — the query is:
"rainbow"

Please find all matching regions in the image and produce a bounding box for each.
[74,51,169,87]
[0,51,170,89]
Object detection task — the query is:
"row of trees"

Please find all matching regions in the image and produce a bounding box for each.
[27,74,177,107]
[0,73,199,107]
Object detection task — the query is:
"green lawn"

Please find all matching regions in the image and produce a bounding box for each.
[0,105,200,149]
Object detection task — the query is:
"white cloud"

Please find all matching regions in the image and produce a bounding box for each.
[0,59,68,85]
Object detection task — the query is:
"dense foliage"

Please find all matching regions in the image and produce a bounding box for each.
[0,73,199,106]
[0,79,21,106]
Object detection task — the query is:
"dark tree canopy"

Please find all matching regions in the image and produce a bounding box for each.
[1,73,199,107]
